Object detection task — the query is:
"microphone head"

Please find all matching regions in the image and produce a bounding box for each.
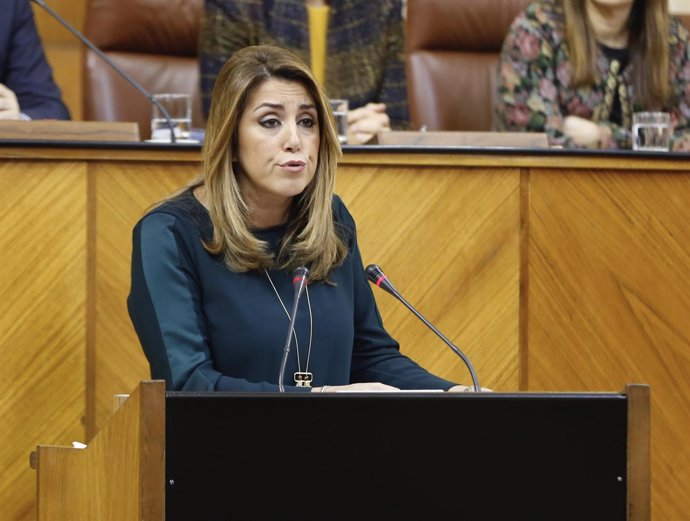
[292,266,310,286]
[365,264,398,295]
[365,264,384,283]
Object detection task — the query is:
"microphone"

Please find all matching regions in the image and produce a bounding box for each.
[30,0,177,143]
[365,264,481,391]
[277,266,310,392]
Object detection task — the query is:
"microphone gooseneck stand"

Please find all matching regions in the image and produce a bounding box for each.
[365,264,481,391]
[277,266,310,392]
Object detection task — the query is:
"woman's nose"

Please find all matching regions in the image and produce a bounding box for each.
[283,121,302,151]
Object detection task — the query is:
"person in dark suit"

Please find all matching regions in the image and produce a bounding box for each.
[0,0,70,120]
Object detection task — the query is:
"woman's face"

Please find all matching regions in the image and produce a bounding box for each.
[235,78,320,211]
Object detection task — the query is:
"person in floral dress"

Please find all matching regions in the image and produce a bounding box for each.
[494,0,690,150]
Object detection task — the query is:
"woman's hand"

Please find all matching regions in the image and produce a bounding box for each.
[312,382,400,393]
[562,115,611,148]
[347,103,391,144]
[447,385,493,392]
[312,383,495,393]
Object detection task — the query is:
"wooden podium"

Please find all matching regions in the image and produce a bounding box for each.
[32,381,650,520]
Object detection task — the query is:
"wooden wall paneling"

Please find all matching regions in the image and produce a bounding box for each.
[35,381,166,521]
[42,44,83,121]
[527,168,690,521]
[4,146,689,519]
[32,0,86,120]
[0,160,87,521]
[336,163,522,390]
[33,0,86,43]
[92,161,199,435]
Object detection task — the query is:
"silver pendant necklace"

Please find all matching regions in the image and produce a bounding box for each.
[264,269,314,386]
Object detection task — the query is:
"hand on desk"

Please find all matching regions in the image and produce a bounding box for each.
[347,102,391,145]
[313,382,400,393]
[0,83,22,120]
[447,385,494,392]
[311,383,494,393]
[562,115,612,149]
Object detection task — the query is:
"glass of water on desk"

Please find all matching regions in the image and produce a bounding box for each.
[328,99,349,145]
[151,93,192,142]
[632,111,671,151]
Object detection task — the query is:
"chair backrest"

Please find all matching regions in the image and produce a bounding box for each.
[82,0,204,140]
[676,13,690,31]
[405,0,531,131]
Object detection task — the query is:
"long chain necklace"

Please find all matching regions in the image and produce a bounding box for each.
[264,269,314,386]
[599,59,632,136]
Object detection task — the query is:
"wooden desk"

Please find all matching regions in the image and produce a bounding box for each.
[1,142,686,520]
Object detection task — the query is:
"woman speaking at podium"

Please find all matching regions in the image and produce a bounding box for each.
[127,45,478,394]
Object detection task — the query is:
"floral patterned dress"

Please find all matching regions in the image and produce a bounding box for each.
[494,0,690,150]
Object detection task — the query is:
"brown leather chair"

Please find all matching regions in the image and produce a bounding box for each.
[82,0,204,140]
[677,13,690,31]
[405,0,531,131]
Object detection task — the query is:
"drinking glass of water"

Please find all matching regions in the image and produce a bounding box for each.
[151,93,192,142]
[328,99,349,145]
[632,112,671,151]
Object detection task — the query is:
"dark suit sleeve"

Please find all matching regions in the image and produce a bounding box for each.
[2,0,70,120]
[127,210,310,393]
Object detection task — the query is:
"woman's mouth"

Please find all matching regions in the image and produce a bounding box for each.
[279,159,306,172]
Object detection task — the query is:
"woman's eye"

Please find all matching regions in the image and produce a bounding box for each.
[299,117,315,128]
[260,118,280,128]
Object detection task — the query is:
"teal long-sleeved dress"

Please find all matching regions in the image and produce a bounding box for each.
[127,190,457,392]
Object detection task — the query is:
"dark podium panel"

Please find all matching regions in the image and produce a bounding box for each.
[166,391,631,520]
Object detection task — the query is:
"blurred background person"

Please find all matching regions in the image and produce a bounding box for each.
[0,0,70,120]
[494,0,690,150]
[128,45,481,393]
[198,0,408,144]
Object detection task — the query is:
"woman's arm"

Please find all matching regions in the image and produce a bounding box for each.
[494,7,576,147]
[127,211,310,393]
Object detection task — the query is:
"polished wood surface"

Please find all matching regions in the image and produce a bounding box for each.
[32,0,86,120]
[628,384,651,521]
[0,144,687,520]
[376,130,549,147]
[0,158,86,521]
[34,380,165,521]
[0,121,139,141]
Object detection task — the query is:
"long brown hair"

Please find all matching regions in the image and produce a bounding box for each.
[563,0,670,108]
[195,45,346,281]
